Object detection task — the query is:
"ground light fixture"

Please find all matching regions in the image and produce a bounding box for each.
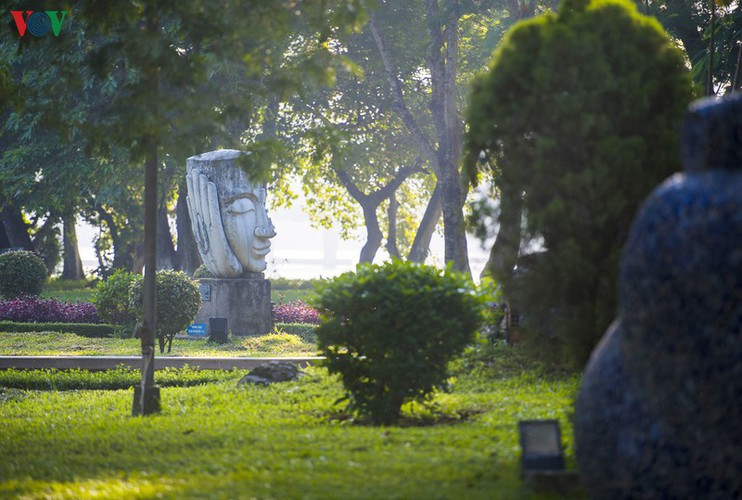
[518,419,566,473]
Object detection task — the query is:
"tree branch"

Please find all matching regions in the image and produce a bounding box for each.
[333,167,368,204]
[426,0,447,140]
[373,160,424,202]
[368,13,439,168]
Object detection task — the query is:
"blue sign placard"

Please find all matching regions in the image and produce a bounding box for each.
[187,323,208,337]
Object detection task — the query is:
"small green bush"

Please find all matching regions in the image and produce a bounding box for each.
[0,320,116,337]
[0,250,48,299]
[129,270,201,353]
[93,270,139,325]
[314,260,485,425]
[193,264,213,279]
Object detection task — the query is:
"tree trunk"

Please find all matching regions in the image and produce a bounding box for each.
[133,6,162,416]
[0,201,33,251]
[96,205,135,272]
[133,135,160,416]
[359,201,384,264]
[334,164,421,265]
[439,173,470,274]
[371,5,470,273]
[386,192,400,259]
[482,189,523,281]
[432,6,470,275]
[61,211,85,280]
[31,214,61,275]
[175,181,202,274]
[156,203,176,270]
[408,184,441,263]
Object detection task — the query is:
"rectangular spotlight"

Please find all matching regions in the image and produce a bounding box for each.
[518,419,566,472]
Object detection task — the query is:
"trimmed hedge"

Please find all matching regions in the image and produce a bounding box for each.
[0,321,116,338]
[0,367,243,390]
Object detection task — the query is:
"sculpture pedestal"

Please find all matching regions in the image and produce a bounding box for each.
[194,277,273,336]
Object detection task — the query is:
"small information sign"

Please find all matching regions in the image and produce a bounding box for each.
[199,283,211,302]
[187,323,208,337]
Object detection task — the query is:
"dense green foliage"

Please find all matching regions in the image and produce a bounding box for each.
[465,0,695,365]
[129,271,201,353]
[1,1,365,277]
[0,321,115,338]
[642,0,741,95]
[0,366,582,498]
[314,260,485,425]
[93,270,138,325]
[0,250,47,299]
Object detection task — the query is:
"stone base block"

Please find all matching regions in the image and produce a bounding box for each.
[194,278,273,336]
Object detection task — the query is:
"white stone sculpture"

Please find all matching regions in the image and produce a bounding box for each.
[186,150,276,277]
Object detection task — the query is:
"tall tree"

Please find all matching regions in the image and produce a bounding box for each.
[75,0,364,415]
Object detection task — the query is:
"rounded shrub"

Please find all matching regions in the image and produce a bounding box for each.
[0,250,48,299]
[313,260,485,425]
[93,270,139,325]
[129,270,202,353]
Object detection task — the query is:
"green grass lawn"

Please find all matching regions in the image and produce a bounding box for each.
[40,278,315,304]
[0,359,583,499]
[41,279,97,303]
[5,279,585,498]
[0,329,319,357]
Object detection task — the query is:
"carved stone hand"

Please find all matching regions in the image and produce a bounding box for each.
[186,170,243,277]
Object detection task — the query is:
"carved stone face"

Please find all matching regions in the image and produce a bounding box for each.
[186,150,276,276]
[222,185,276,273]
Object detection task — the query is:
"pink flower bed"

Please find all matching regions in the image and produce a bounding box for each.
[272,300,321,325]
[0,297,100,324]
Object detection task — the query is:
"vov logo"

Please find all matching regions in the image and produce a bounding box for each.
[10,10,69,37]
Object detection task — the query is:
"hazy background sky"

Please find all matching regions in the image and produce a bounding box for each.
[76,193,490,281]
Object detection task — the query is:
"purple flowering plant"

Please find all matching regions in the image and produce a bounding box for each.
[272,300,321,325]
[0,297,100,324]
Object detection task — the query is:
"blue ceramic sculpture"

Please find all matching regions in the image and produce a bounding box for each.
[575,94,742,498]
